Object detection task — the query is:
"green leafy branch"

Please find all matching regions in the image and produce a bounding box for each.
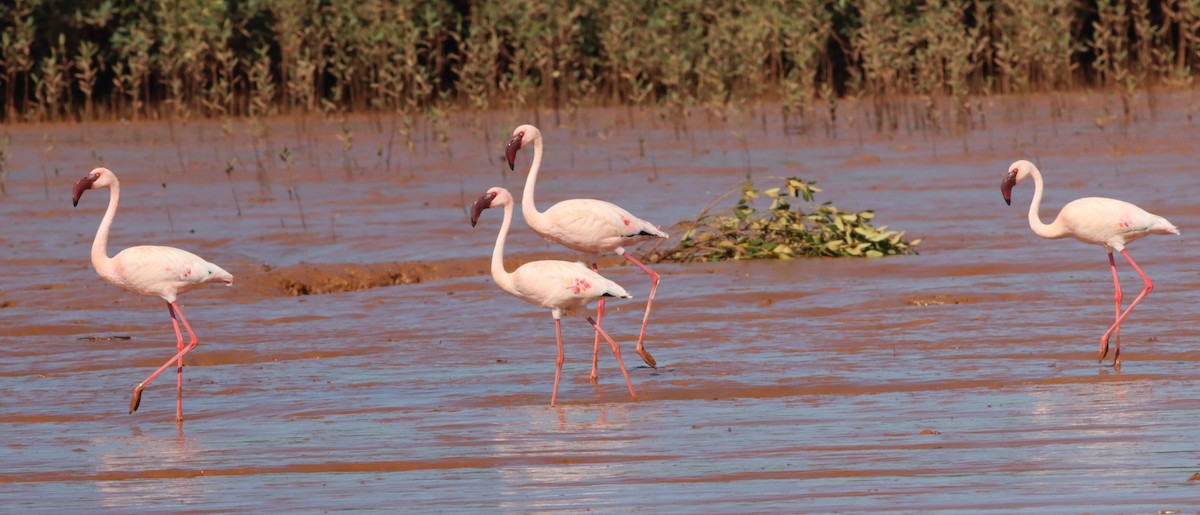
[648,177,921,263]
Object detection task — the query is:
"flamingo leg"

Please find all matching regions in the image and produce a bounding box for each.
[131,302,199,420]
[620,251,659,369]
[552,316,564,406]
[168,304,185,421]
[590,262,603,383]
[587,316,637,401]
[1100,249,1153,366]
[1100,252,1123,366]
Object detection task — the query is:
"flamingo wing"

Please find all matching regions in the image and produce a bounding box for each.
[1058,197,1179,250]
[540,199,667,252]
[511,260,630,310]
[108,245,233,301]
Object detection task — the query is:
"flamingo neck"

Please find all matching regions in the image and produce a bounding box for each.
[1025,166,1069,240]
[521,136,547,231]
[490,201,518,295]
[92,181,119,277]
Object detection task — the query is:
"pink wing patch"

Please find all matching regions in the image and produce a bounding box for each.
[622,217,631,227]
[569,277,593,295]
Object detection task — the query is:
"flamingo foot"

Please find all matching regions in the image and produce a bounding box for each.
[636,346,657,369]
[129,384,145,414]
[1099,332,1122,366]
[588,372,599,383]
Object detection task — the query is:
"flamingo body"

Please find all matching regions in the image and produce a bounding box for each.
[73,167,232,421]
[535,198,669,255]
[102,245,232,303]
[506,124,666,375]
[1001,160,1178,366]
[506,259,630,315]
[1043,196,1177,251]
[470,186,639,405]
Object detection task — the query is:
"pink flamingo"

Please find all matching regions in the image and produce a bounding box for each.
[505,124,666,381]
[470,186,638,406]
[1001,160,1178,366]
[73,167,234,421]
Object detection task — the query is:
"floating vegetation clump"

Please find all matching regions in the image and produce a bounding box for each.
[650,177,920,263]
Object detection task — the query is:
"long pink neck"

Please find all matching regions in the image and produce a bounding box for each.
[520,136,547,232]
[1025,166,1068,240]
[491,200,517,295]
[92,181,119,277]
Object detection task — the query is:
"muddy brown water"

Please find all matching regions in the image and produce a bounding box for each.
[2,95,1199,512]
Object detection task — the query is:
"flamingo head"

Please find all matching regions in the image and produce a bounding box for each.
[470,187,512,227]
[505,124,540,171]
[1001,160,1034,205]
[72,167,115,206]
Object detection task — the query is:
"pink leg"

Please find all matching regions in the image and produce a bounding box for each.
[1100,250,1153,366]
[131,302,199,421]
[1101,252,1122,366]
[590,262,603,382]
[587,316,637,401]
[621,251,659,369]
[551,316,564,406]
[167,305,185,421]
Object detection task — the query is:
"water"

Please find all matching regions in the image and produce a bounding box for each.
[2,96,1199,512]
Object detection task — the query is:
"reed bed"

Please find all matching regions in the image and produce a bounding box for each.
[1,0,1198,131]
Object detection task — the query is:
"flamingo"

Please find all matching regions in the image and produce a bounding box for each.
[1001,160,1178,366]
[505,124,667,381]
[470,186,638,406]
[73,167,234,421]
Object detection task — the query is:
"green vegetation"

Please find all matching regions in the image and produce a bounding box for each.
[647,177,920,263]
[0,0,1198,127]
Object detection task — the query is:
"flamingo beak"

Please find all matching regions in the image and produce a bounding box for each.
[1001,170,1018,206]
[504,133,523,171]
[72,174,98,207]
[470,191,499,227]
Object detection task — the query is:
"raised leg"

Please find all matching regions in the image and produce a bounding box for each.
[620,251,659,369]
[131,302,199,421]
[590,262,603,382]
[1100,250,1153,366]
[1100,252,1122,366]
[551,315,565,406]
[587,316,637,401]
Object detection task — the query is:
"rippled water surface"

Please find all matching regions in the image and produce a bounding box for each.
[2,96,1200,512]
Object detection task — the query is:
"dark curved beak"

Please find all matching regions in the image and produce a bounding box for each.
[470,191,498,227]
[1001,170,1017,206]
[72,175,98,207]
[504,133,523,171]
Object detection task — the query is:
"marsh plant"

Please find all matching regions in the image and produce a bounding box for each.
[0,0,36,121]
[223,157,242,217]
[0,132,9,195]
[29,35,67,123]
[279,146,307,230]
[0,0,1199,138]
[650,177,920,263]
